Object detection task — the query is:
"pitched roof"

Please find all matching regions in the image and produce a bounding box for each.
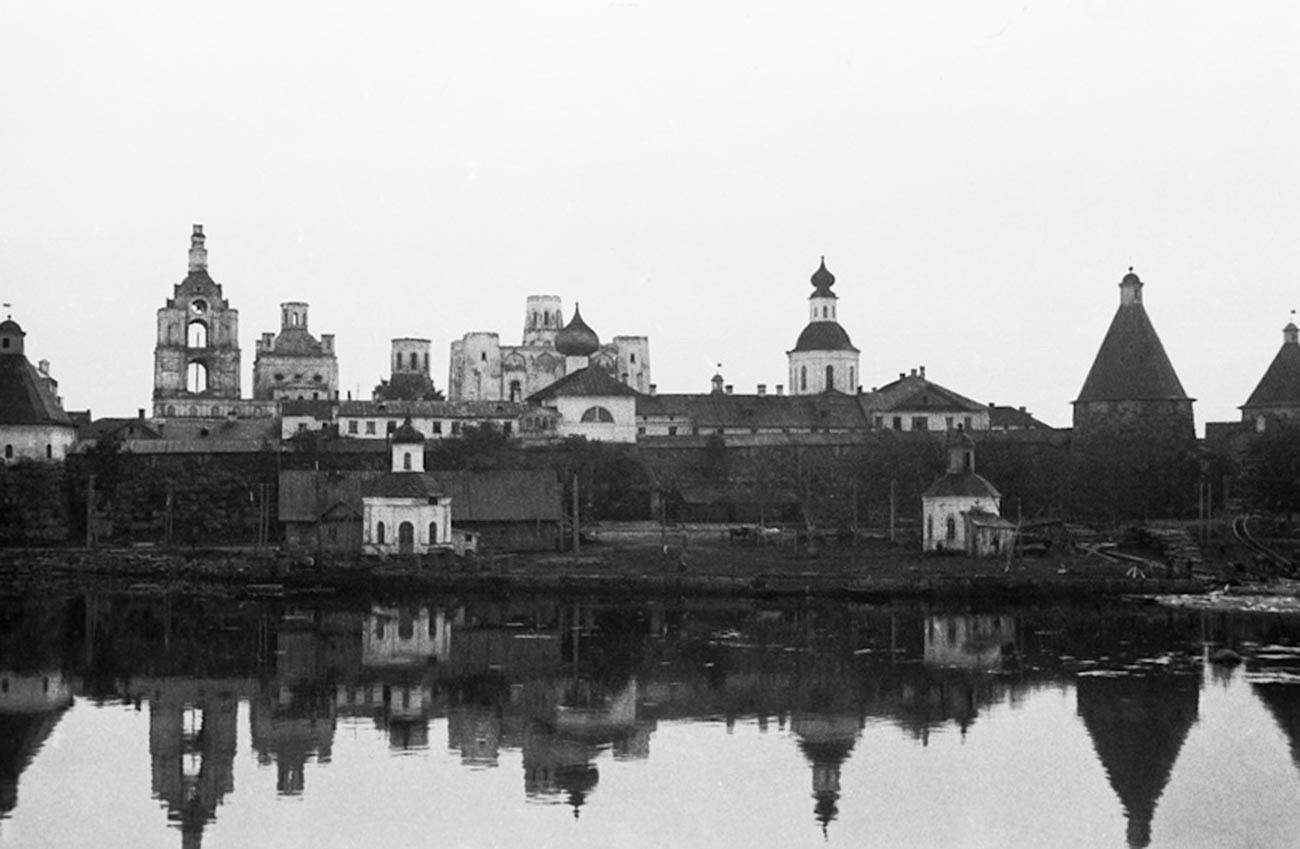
[1242,337,1300,410]
[0,356,73,426]
[527,366,640,402]
[338,399,530,418]
[78,417,162,441]
[638,392,868,430]
[1075,303,1189,402]
[923,472,1001,500]
[860,374,985,415]
[280,469,561,522]
[988,405,1054,430]
[362,472,443,499]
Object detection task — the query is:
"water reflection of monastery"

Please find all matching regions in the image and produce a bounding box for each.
[9,596,1300,843]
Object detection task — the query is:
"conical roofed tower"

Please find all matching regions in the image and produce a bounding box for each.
[1241,314,1300,428]
[1070,268,1197,518]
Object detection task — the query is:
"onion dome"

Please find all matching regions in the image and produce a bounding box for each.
[555,303,600,357]
[391,417,424,444]
[810,256,836,298]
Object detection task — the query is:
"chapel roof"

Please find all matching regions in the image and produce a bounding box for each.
[922,472,1001,500]
[791,321,859,353]
[0,356,73,427]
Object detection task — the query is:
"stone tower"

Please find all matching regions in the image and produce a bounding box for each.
[1240,315,1300,430]
[1072,268,1196,517]
[787,258,860,395]
[252,301,338,401]
[522,296,564,347]
[153,225,243,414]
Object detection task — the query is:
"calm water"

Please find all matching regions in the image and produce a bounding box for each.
[3,590,1300,848]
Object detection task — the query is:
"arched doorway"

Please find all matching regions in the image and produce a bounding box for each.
[398,521,415,555]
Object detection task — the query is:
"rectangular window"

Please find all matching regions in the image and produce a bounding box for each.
[347,420,358,434]
[912,417,928,431]
[365,421,376,435]
[945,416,954,430]
[297,422,308,432]
[668,426,678,436]
[432,421,442,434]
[892,416,903,431]
[452,421,462,435]
[637,427,646,435]
[873,416,884,429]
[964,416,973,430]
[503,421,512,435]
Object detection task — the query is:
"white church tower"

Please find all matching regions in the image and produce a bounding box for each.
[787,257,860,395]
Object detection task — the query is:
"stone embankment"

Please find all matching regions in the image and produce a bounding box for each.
[0,543,1211,601]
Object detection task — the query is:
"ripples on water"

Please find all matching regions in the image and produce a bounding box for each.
[2,593,1300,847]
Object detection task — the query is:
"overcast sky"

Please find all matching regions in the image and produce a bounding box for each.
[3,1,1298,429]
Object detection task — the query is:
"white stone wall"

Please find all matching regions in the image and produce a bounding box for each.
[338,413,521,439]
[253,351,339,401]
[551,395,638,443]
[1,424,78,464]
[362,606,451,666]
[921,493,1001,552]
[869,409,992,432]
[611,336,652,392]
[788,349,860,395]
[362,495,452,555]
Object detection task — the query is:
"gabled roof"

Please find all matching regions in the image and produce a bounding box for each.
[638,392,868,430]
[362,472,443,499]
[79,417,162,441]
[1242,336,1300,410]
[923,473,1001,500]
[860,374,985,415]
[280,469,561,523]
[1076,303,1188,403]
[988,406,1054,430]
[528,366,640,402]
[338,399,531,418]
[0,357,73,426]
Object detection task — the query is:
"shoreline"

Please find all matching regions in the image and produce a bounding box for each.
[0,544,1215,602]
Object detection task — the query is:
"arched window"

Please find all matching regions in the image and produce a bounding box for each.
[395,352,402,371]
[165,405,176,416]
[403,452,412,470]
[376,521,386,545]
[850,367,855,391]
[800,366,807,392]
[826,365,834,390]
[429,521,438,543]
[45,444,51,459]
[4,445,12,460]
[945,516,957,542]
[187,321,208,348]
[926,515,933,543]
[423,353,429,372]
[187,361,208,393]
[580,406,615,423]
[211,406,220,417]
[822,306,828,318]
[409,352,418,370]
[509,380,522,402]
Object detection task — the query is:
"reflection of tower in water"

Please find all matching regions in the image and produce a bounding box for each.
[148,684,240,849]
[792,713,860,836]
[1076,673,1199,848]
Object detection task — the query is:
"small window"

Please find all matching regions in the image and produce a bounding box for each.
[403,452,412,470]
[873,416,883,429]
[4,444,13,459]
[668,426,677,436]
[630,353,636,364]
[503,421,512,435]
[638,427,646,435]
[912,417,928,431]
[297,423,307,432]
[45,444,52,458]
[452,421,462,435]
[945,417,954,430]
[348,420,358,434]
[365,421,376,435]
[313,374,323,382]
[387,421,397,434]
[376,522,386,545]
[432,421,442,435]
[480,352,487,362]
[274,373,285,381]
[800,366,807,392]
[892,416,902,431]
[964,416,973,430]
[945,516,957,542]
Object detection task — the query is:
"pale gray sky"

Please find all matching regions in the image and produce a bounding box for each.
[3,1,1298,429]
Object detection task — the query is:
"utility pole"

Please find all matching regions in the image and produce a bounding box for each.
[85,474,95,549]
[888,479,896,544]
[572,472,580,554]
